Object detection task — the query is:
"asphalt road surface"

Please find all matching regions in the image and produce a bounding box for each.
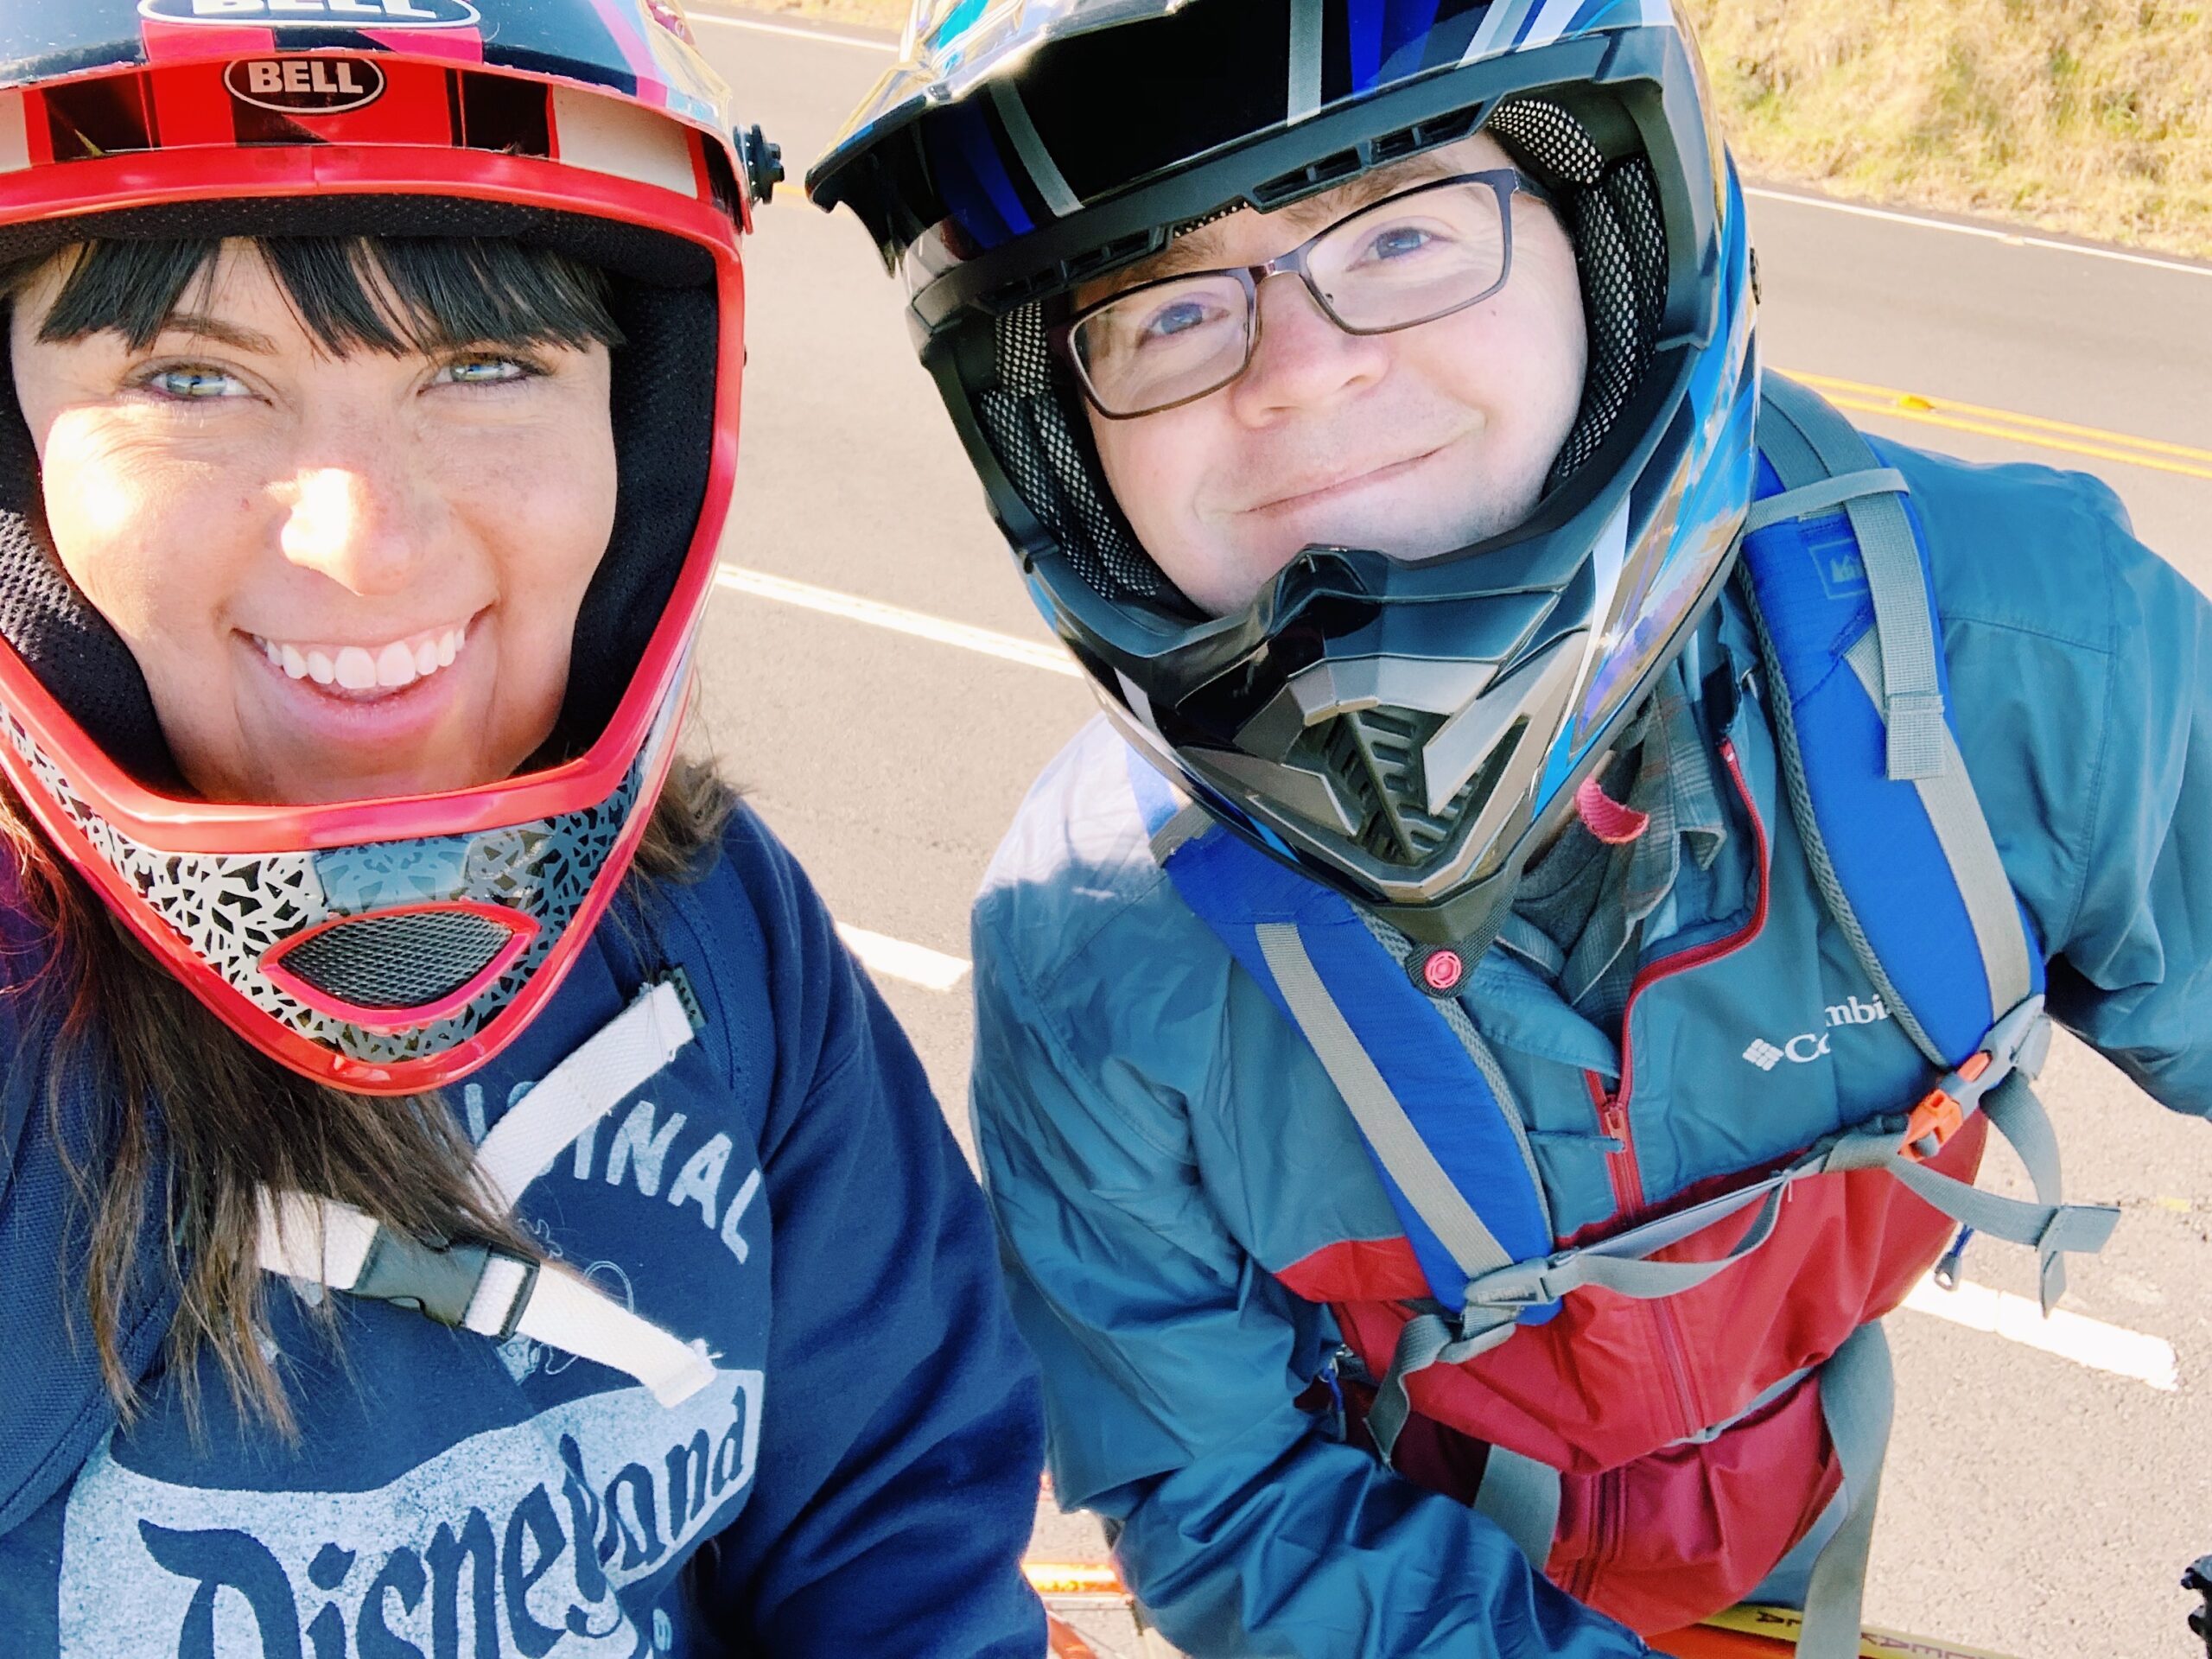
[681,12,2212,1656]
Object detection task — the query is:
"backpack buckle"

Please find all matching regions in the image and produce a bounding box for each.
[1902,1051,1988,1160]
[351,1230,539,1338]
[1900,1081,1969,1162]
[1900,998,2051,1163]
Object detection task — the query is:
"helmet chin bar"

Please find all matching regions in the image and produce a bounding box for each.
[0,651,689,1093]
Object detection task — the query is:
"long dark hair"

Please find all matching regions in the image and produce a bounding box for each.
[0,234,735,1433]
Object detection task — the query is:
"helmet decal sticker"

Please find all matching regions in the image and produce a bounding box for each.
[225,55,387,113]
[139,0,484,28]
[2,703,644,1065]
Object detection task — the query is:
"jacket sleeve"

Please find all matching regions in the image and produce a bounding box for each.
[2043,507,2212,1116]
[696,813,1047,1656]
[969,906,1652,1659]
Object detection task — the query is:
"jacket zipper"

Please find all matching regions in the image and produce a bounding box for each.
[1584,738,1771,1223]
[1583,739,1772,1439]
[1586,1071,1643,1215]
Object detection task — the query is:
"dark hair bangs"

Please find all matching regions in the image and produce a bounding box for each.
[20,234,626,356]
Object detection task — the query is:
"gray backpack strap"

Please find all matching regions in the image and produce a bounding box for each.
[1473,1444,1562,1569]
[1821,1063,2119,1314]
[1749,382,2116,1308]
[1839,633,2034,1019]
[1363,1172,1802,1466]
[1254,922,1521,1285]
[1796,1321,1897,1659]
[1759,375,1948,783]
[1741,466,1911,537]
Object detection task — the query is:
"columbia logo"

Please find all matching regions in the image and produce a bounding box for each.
[1741,995,1893,1071]
[1743,1039,1786,1071]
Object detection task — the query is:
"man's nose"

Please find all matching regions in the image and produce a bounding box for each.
[274,461,439,598]
[1228,273,1390,423]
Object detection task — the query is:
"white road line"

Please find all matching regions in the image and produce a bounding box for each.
[1744,186,2212,280]
[691,11,897,51]
[838,923,972,991]
[1901,1273,2179,1392]
[715,563,1084,677]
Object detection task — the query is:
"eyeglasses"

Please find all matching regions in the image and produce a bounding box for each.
[1057,168,1554,420]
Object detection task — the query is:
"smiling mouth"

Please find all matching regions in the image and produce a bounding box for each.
[249,620,471,703]
[1244,446,1448,515]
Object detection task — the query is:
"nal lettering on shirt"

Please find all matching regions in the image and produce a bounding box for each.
[461,1082,764,1264]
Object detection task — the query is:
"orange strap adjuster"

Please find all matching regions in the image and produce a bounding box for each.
[1900,1051,1989,1162]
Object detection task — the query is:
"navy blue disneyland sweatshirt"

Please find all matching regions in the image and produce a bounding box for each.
[0,807,1047,1657]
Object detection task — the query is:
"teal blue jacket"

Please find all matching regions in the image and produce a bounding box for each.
[970,442,2211,1658]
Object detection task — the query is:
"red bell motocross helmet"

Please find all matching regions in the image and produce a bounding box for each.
[0,0,774,1093]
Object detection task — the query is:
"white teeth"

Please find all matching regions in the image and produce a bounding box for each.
[261,626,467,692]
[376,641,418,689]
[334,646,378,690]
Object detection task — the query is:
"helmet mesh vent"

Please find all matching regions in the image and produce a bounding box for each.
[276,912,515,1012]
[1553,156,1666,480]
[1486,99,1606,185]
[1485,98,1668,483]
[979,305,1166,604]
[1300,709,1520,868]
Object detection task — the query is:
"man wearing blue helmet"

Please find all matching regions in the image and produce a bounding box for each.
[814,3,2212,1656]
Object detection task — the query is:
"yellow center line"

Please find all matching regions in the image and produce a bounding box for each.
[1817,397,2212,482]
[1782,369,2212,482]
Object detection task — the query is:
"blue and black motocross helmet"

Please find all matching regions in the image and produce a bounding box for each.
[810,0,1758,959]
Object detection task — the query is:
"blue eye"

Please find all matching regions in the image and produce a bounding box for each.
[439,356,530,386]
[146,366,246,401]
[1365,225,1439,262]
[1141,299,1218,340]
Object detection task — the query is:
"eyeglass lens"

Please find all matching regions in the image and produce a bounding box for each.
[1070,175,1514,417]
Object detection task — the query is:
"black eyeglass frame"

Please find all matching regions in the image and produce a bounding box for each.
[1053,167,1557,420]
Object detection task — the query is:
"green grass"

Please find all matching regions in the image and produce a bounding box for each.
[729,0,2212,262]
[1688,0,2211,261]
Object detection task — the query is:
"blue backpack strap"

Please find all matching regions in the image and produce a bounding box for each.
[1748,375,2040,1062]
[1742,376,2116,1312]
[1126,756,1555,1317]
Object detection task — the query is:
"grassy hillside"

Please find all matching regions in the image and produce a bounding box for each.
[744,0,2212,261]
[1688,0,2210,260]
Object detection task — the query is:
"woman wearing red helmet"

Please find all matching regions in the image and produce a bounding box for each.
[0,3,1044,1652]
